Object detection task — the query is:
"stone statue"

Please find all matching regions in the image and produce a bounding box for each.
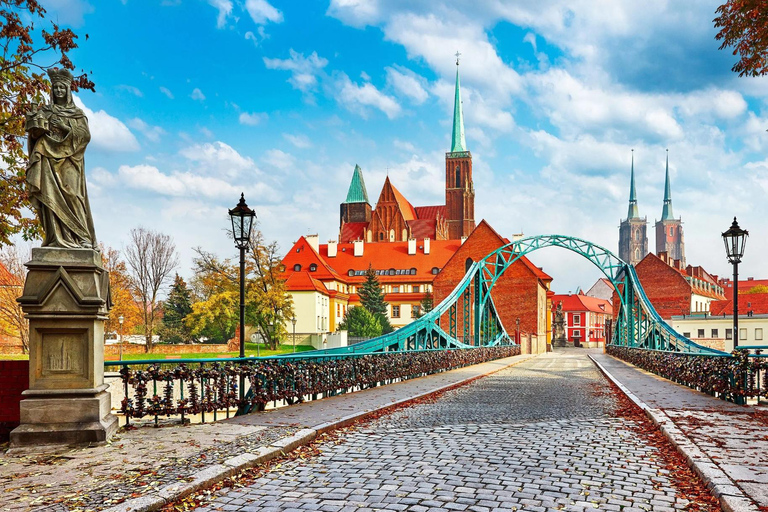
[553,302,567,347]
[25,68,96,249]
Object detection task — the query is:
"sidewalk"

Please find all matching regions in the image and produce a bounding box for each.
[591,352,768,512]
[0,354,533,512]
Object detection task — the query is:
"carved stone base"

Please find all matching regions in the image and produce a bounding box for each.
[10,385,118,450]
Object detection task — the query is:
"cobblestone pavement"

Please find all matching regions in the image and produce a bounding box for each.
[195,350,697,512]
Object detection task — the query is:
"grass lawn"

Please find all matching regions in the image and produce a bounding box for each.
[110,343,316,362]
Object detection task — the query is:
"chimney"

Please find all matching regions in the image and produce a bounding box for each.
[460,236,467,245]
[408,238,416,255]
[306,234,319,253]
[327,240,337,257]
[353,239,364,257]
[423,238,430,255]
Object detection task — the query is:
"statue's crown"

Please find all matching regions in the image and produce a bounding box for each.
[48,67,73,85]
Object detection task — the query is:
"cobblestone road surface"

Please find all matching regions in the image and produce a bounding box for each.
[196,350,697,512]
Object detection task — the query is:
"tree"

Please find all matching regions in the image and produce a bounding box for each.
[358,265,392,333]
[186,289,238,344]
[338,306,382,338]
[714,1,768,76]
[742,285,768,294]
[0,1,94,247]
[100,244,142,340]
[159,274,194,344]
[0,245,29,352]
[124,228,179,352]
[414,290,434,319]
[188,224,293,349]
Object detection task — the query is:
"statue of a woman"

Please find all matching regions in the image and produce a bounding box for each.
[25,68,97,249]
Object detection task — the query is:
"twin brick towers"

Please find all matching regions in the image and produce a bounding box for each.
[619,149,685,267]
[337,57,683,269]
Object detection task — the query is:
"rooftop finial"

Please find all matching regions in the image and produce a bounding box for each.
[455,50,461,66]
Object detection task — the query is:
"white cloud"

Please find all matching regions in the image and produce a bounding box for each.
[116,85,143,97]
[283,133,312,148]
[262,149,296,170]
[128,118,165,143]
[386,66,428,104]
[336,73,401,119]
[263,49,328,94]
[326,0,380,28]
[118,164,248,199]
[245,26,267,46]
[179,141,258,178]
[208,0,233,28]
[239,111,268,126]
[245,0,283,24]
[159,86,174,99]
[190,88,206,101]
[39,0,94,27]
[73,96,140,152]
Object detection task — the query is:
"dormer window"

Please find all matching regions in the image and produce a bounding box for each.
[309,263,317,272]
[293,264,301,271]
[431,267,439,275]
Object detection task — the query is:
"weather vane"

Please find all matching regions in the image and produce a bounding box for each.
[455,51,461,65]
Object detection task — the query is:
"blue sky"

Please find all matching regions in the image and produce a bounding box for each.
[34,0,768,294]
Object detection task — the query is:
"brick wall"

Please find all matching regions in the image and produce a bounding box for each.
[0,360,29,441]
[433,222,545,346]
[634,253,691,319]
[104,343,229,358]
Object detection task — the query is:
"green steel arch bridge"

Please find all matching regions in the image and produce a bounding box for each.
[312,234,726,356]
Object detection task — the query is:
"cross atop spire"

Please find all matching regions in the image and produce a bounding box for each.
[627,149,640,219]
[450,53,467,153]
[661,148,674,220]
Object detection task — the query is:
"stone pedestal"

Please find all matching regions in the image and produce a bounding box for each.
[10,248,117,449]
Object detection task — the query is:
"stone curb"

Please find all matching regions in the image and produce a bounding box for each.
[589,355,759,512]
[105,353,537,512]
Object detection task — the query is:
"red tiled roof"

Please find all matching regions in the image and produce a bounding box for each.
[721,278,768,300]
[339,222,367,243]
[318,239,461,284]
[285,272,329,293]
[388,181,416,221]
[710,293,768,316]
[407,219,437,239]
[415,205,446,220]
[281,237,341,281]
[552,294,613,315]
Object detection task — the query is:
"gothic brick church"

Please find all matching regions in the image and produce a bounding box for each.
[339,60,475,243]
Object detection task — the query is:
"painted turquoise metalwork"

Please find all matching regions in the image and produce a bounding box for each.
[450,62,466,153]
[344,164,369,204]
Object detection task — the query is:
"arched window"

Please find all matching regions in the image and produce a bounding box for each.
[465,258,473,273]
[431,267,440,275]
[634,248,640,260]
[293,264,301,271]
[309,263,317,272]
[379,232,384,241]
[455,165,461,188]
[635,229,640,242]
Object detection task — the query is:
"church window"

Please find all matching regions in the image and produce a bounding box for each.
[634,248,640,260]
[379,232,384,241]
[635,230,640,241]
[293,264,301,271]
[455,166,461,188]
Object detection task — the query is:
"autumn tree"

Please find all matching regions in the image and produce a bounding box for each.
[158,274,195,344]
[358,265,393,334]
[124,228,179,352]
[188,225,293,350]
[0,1,94,246]
[742,284,768,294]
[100,244,142,340]
[0,244,29,352]
[338,306,382,338]
[714,0,768,76]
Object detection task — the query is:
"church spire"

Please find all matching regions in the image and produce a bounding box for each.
[661,149,674,220]
[627,150,639,219]
[344,164,369,204]
[450,52,467,153]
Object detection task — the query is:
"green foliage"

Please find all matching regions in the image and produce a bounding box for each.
[414,290,434,319]
[159,274,195,344]
[357,265,392,333]
[338,306,382,338]
[741,285,768,294]
[185,290,238,344]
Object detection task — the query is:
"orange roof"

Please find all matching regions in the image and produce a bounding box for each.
[281,237,341,281]
[388,180,416,221]
[339,222,367,243]
[407,219,437,239]
[553,294,613,315]
[285,271,329,293]
[710,293,768,316]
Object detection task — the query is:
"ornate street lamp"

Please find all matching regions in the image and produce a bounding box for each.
[229,193,256,359]
[722,217,748,349]
[515,317,520,346]
[291,316,297,353]
[118,315,124,361]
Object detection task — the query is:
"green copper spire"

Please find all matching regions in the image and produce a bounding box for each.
[627,150,639,219]
[450,53,467,153]
[661,149,674,220]
[344,164,369,204]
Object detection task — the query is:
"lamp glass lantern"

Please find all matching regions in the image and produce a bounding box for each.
[229,193,256,250]
[722,217,748,265]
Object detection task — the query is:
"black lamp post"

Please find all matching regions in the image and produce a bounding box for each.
[515,317,520,346]
[118,315,124,361]
[229,193,256,359]
[722,217,748,349]
[291,316,297,353]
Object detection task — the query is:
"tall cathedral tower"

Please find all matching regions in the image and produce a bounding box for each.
[445,55,475,239]
[654,150,685,266]
[619,150,648,265]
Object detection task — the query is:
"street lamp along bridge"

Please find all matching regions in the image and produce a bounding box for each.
[109,235,766,426]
